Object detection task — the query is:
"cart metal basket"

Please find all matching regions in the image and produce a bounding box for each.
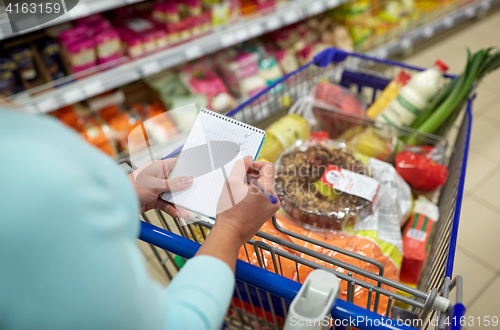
[138,48,471,330]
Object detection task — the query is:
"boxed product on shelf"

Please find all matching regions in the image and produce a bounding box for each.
[2,33,72,96]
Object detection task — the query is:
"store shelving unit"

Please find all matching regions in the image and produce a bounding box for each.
[366,0,499,59]
[0,0,144,40]
[5,0,499,114]
[7,0,348,114]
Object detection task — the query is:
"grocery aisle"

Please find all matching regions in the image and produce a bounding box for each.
[389,10,500,325]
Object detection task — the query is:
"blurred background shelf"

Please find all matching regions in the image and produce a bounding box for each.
[9,0,349,114]
[0,0,145,41]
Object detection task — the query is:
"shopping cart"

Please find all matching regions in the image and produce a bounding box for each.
[137,48,471,330]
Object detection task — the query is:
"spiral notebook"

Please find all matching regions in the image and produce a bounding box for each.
[162,108,266,219]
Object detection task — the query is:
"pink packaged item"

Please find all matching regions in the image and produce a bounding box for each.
[66,39,96,73]
[125,35,144,58]
[187,0,202,15]
[153,3,166,23]
[76,13,105,26]
[89,20,112,37]
[164,2,180,23]
[153,30,168,49]
[58,26,89,43]
[95,29,121,65]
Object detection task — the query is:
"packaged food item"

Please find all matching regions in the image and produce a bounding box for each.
[239,213,400,315]
[187,0,202,15]
[182,64,236,113]
[10,46,37,82]
[95,29,122,65]
[80,117,118,157]
[274,140,379,231]
[0,57,18,96]
[36,38,66,81]
[165,2,181,23]
[314,82,364,116]
[257,114,310,163]
[274,49,299,74]
[400,196,439,284]
[65,39,96,73]
[346,127,404,162]
[395,146,448,192]
[366,70,412,119]
[376,60,448,127]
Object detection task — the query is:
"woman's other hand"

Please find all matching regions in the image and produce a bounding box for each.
[129,158,192,219]
[215,156,280,246]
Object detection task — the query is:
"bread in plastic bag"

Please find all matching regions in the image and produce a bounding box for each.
[274,140,380,232]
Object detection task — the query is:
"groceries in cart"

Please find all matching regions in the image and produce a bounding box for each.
[274,140,380,232]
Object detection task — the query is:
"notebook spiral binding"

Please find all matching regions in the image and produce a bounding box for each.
[201,108,265,135]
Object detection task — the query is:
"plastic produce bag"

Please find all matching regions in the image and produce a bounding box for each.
[274,140,380,232]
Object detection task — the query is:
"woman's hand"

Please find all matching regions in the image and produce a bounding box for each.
[196,157,280,272]
[129,158,192,219]
[215,156,280,246]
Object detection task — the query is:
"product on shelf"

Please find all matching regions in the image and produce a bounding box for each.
[395,146,448,192]
[376,60,448,127]
[274,141,379,232]
[366,70,412,119]
[181,60,237,113]
[400,196,439,285]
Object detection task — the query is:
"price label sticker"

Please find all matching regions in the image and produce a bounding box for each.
[266,17,281,31]
[220,33,236,47]
[68,3,90,19]
[63,88,85,105]
[283,10,299,24]
[423,26,434,38]
[141,61,161,76]
[465,7,475,17]
[308,1,325,15]
[185,45,203,60]
[249,24,264,37]
[37,97,59,113]
[443,16,454,28]
[84,80,105,97]
[235,29,249,42]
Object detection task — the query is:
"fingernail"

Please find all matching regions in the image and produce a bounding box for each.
[245,155,253,160]
[181,176,193,185]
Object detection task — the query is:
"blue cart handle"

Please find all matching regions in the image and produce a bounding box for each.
[140,221,416,330]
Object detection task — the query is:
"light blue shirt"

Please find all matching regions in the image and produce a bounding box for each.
[0,109,235,330]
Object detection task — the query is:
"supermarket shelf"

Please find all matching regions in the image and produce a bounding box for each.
[366,0,499,59]
[0,0,143,41]
[12,0,349,114]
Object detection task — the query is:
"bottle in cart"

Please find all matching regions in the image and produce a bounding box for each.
[376,60,448,127]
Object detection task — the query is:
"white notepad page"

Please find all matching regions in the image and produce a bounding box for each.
[162,109,266,218]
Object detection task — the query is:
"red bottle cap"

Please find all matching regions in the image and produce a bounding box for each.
[435,60,449,72]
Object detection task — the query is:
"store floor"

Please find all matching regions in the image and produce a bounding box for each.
[139,8,500,327]
[401,8,500,326]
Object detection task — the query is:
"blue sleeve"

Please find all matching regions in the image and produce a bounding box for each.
[0,110,233,330]
[164,256,235,329]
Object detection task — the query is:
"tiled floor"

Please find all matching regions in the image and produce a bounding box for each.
[401,7,500,326]
[138,7,500,327]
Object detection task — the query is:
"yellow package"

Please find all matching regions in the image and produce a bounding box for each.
[366,70,412,119]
